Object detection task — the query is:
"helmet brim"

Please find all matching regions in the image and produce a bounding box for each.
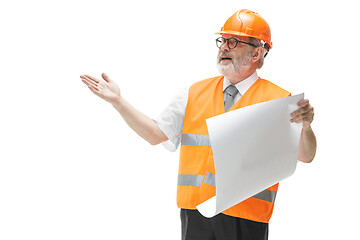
[215,31,273,49]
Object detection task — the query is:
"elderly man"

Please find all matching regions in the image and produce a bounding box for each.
[81,9,316,240]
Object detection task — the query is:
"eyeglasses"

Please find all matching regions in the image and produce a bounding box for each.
[216,37,258,49]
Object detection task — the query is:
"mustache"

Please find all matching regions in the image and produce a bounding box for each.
[217,52,233,62]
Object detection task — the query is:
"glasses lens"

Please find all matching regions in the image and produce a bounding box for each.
[216,37,225,48]
[228,38,237,49]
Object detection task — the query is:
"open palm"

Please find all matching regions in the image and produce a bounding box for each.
[81,73,121,105]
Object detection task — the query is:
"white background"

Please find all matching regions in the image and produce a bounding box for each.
[0,0,359,239]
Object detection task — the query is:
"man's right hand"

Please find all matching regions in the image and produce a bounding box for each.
[80,73,121,106]
[80,72,168,145]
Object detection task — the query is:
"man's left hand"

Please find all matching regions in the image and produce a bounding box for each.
[290,99,314,129]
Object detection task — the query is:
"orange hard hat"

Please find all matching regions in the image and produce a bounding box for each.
[217,9,273,49]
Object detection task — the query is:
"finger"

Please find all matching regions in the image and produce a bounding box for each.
[102,72,111,83]
[81,78,95,87]
[88,84,99,95]
[82,78,99,91]
[83,75,99,83]
[291,113,306,123]
[291,111,303,122]
[297,99,309,107]
[291,111,314,123]
[82,75,99,86]
[293,116,313,124]
[84,74,100,83]
[290,104,312,117]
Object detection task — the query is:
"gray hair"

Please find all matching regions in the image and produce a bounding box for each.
[249,38,268,69]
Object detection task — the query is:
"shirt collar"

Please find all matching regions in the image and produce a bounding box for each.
[223,71,259,96]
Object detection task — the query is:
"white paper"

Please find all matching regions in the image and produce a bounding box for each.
[196,94,304,218]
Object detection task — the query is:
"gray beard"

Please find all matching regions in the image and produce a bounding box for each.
[216,55,251,80]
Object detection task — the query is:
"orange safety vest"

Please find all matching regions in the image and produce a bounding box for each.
[177,75,290,223]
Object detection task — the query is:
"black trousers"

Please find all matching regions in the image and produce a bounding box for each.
[181,209,268,240]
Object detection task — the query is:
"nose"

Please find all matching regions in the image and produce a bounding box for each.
[220,40,230,51]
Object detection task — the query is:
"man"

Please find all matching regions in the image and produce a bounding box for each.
[81,9,316,240]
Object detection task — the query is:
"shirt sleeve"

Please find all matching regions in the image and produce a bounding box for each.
[153,87,189,152]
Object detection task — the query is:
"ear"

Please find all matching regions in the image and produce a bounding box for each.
[251,47,263,63]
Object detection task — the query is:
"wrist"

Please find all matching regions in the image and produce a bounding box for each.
[111,95,124,108]
[302,125,313,135]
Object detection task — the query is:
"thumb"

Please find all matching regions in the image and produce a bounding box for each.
[102,72,111,83]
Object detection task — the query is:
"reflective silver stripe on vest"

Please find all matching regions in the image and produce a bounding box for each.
[181,134,211,146]
[178,174,204,187]
[204,172,216,187]
[252,189,277,203]
[203,172,276,203]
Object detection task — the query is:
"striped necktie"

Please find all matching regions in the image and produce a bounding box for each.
[224,85,239,112]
